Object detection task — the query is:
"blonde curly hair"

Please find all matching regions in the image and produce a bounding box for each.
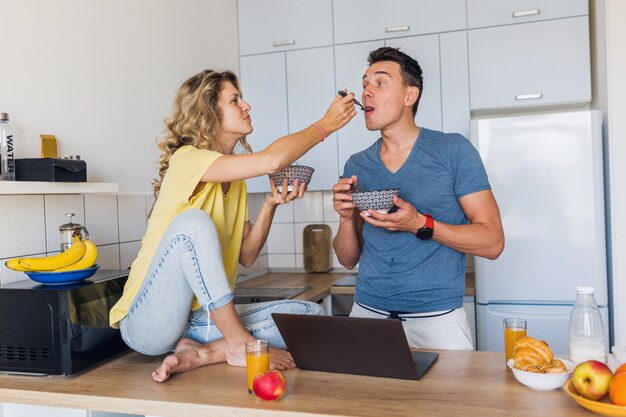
[152,69,253,201]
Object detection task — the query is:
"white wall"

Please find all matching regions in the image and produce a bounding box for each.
[603,0,626,347]
[0,0,239,193]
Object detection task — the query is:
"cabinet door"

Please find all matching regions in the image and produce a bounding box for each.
[468,0,588,29]
[386,34,442,132]
[468,16,591,111]
[440,31,470,138]
[240,53,288,193]
[286,47,338,190]
[238,0,333,55]
[335,41,384,173]
[333,0,465,45]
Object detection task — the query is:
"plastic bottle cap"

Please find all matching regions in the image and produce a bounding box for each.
[0,113,8,121]
[576,286,594,294]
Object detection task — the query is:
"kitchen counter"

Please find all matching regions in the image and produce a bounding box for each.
[0,350,589,417]
[240,271,475,298]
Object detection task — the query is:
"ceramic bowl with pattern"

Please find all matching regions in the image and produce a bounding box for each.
[269,165,315,192]
[351,188,400,215]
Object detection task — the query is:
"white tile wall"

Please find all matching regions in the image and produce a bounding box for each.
[97,244,121,269]
[44,195,85,253]
[0,253,46,285]
[0,195,46,258]
[243,191,349,272]
[118,195,147,242]
[267,223,295,254]
[84,194,119,245]
[120,241,141,270]
[322,190,339,222]
[0,193,147,286]
[293,192,323,223]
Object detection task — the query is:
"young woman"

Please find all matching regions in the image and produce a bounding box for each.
[109,69,356,382]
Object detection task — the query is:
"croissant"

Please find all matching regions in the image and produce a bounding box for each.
[538,359,568,374]
[513,336,554,370]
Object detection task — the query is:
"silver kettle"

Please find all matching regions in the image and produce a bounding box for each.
[59,212,90,251]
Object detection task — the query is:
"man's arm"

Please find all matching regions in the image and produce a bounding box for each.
[361,189,504,260]
[332,176,365,269]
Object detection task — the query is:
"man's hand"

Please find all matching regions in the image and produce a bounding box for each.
[332,175,358,221]
[360,196,427,233]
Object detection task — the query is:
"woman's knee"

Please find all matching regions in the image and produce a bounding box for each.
[169,209,219,241]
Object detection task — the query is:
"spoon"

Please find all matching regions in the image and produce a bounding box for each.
[338,90,367,111]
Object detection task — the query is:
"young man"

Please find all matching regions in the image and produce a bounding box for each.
[332,47,504,350]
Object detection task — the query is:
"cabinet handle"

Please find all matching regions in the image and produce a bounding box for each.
[515,93,543,101]
[512,9,540,18]
[385,25,410,33]
[272,40,296,47]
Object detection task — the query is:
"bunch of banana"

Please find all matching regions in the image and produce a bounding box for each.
[5,236,98,272]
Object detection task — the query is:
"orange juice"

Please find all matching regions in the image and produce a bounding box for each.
[246,351,269,393]
[504,327,526,361]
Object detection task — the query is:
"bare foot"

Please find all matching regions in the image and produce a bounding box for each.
[224,340,295,370]
[152,338,227,382]
[270,347,296,370]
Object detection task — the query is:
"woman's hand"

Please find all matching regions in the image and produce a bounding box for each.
[314,90,358,137]
[267,178,307,207]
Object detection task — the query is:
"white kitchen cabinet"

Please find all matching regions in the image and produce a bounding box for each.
[386,34,442,132]
[467,0,588,29]
[468,16,591,111]
[241,48,338,193]
[335,41,384,173]
[286,47,338,190]
[240,53,289,193]
[238,0,333,55]
[333,0,466,45]
[440,31,470,138]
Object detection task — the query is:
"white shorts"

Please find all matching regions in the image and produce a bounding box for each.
[349,302,474,351]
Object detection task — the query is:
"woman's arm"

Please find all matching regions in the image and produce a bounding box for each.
[203,93,356,184]
[239,181,306,268]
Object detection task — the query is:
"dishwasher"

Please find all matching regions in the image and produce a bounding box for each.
[331,274,357,316]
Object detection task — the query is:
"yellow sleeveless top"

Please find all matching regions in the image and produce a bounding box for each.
[109,146,248,328]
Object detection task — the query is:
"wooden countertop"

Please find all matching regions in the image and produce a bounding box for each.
[0,350,590,417]
[239,271,475,298]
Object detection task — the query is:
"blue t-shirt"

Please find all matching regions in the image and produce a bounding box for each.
[342,128,490,313]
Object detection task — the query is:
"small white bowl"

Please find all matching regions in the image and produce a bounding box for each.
[507,358,574,391]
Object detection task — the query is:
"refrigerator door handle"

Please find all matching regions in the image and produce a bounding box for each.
[482,304,572,320]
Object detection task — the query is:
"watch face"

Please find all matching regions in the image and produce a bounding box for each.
[416,227,433,240]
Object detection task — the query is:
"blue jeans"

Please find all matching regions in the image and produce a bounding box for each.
[120,209,324,355]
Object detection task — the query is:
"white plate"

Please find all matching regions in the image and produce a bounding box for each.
[507,358,574,391]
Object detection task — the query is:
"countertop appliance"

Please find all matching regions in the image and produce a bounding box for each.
[471,110,608,355]
[0,269,129,375]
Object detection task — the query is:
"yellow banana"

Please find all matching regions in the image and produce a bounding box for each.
[54,239,98,272]
[17,237,86,271]
[5,258,30,271]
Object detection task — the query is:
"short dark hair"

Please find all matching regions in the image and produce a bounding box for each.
[367,47,423,116]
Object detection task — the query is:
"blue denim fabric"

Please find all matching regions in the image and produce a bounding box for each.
[120,209,324,355]
[186,299,324,349]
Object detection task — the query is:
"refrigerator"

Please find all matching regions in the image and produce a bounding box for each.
[470,110,608,356]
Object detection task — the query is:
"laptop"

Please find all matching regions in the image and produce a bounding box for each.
[272,313,438,380]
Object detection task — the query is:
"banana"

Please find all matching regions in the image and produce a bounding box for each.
[5,258,30,271]
[54,239,98,272]
[16,237,86,271]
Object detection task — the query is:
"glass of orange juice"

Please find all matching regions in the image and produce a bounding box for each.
[503,318,527,362]
[246,340,269,394]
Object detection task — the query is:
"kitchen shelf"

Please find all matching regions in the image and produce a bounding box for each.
[0,181,119,195]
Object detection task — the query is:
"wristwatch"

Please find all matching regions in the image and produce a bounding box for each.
[416,214,434,240]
